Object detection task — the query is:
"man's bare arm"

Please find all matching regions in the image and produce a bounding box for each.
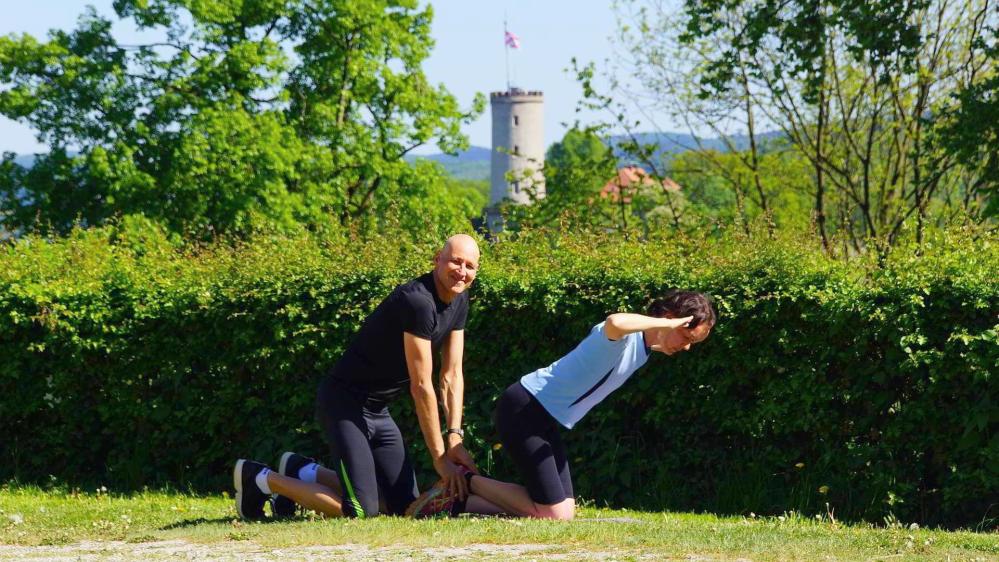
[405,332,468,499]
[440,330,478,473]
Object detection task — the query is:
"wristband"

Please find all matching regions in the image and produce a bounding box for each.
[444,428,464,439]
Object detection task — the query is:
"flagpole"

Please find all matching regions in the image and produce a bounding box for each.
[504,16,510,91]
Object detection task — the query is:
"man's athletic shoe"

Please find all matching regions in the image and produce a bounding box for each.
[271,451,317,518]
[233,459,269,520]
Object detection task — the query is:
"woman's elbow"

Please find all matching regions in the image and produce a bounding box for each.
[604,314,624,336]
[605,314,619,328]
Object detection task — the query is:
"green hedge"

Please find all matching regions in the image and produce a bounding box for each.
[1,227,996,528]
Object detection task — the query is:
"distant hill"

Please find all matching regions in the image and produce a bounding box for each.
[414,146,492,163]
[406,147,491,180]
[408,131,784,180]
[608,131,785,166]
[433,160,490,181]
[12,154,37,168]
[1,156,37,207]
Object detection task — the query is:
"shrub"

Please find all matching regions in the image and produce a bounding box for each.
[0,226,995,527]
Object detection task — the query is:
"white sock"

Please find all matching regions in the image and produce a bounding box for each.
[298,463,319,484]
[255,467,272,495]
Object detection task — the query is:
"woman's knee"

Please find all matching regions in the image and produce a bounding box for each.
[533,498,575,520]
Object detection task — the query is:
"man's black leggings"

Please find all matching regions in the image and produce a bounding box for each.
[315,377,419,517]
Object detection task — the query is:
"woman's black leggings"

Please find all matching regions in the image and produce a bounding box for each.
[494,381,574,505]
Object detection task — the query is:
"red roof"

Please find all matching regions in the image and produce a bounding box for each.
[600,167,680,203]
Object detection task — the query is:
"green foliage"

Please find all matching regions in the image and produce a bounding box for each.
[440,175,488,217]
[668,151,740,224]
[0,1,483,238]
[668,144,814,230]
[504,128,813,236]
[546,129,616,188]
[605,0,997,248]
[937,24,999,217]
[680,0,929,100]
[0,227,996,527]
[542,128,619,223]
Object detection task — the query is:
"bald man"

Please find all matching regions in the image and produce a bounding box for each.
[234,235,493,519]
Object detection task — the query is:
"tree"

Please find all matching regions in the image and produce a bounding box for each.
[604,0,996,250]
[440,175,488,216]
[0,0,483,238]
[937,22,999,219]
[679,0,930,101]
[668,143,814,231]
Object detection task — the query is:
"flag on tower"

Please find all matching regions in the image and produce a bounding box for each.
[504,30,520,49]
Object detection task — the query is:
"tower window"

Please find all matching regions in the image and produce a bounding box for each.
[513,115,519,126]
[513,181,520,194]
[514,145,520,155]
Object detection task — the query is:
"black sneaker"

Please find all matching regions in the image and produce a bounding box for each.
[271,451,317,518]
[233,459,269,520]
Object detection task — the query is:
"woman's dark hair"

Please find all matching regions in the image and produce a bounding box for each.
[647,290,717,329]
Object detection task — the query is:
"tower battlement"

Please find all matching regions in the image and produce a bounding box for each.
[490,89,544,98]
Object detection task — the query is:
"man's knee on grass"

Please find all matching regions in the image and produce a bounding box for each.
[343,498,379,519]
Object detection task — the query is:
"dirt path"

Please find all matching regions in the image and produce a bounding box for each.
[0,540,712,561]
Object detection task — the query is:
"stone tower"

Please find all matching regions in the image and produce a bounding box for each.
[488,88,544,228]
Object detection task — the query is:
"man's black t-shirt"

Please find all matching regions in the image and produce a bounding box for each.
[330,272,469,401]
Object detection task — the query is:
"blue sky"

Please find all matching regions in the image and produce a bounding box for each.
[1,1,665,155]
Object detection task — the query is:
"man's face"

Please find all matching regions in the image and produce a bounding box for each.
[656,320,712,356]
[434,238,479,299]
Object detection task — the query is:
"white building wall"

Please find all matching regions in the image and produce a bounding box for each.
[490,89,545,207]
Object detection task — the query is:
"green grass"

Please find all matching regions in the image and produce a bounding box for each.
[1,485,996,561]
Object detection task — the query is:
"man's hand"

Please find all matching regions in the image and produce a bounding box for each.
[445,442,479,475]
[433,455,469,501]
